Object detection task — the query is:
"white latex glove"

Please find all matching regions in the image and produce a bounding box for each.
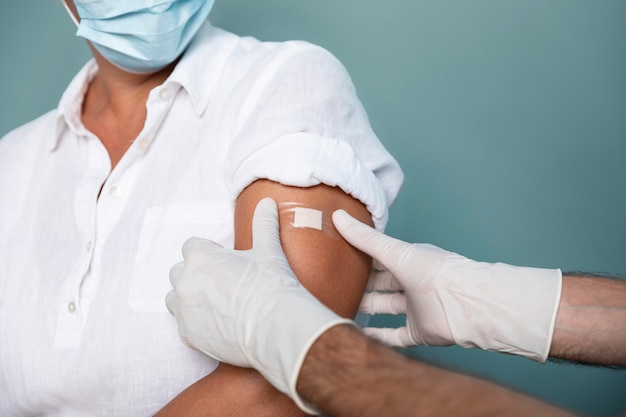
[166,198,354,414]
[332,210,562,362]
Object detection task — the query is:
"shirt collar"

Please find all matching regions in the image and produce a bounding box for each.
[50,60,99,152]
[168,21,239,117]
[50,22,238,151]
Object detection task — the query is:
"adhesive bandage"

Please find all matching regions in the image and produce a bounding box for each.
[293,207,323,230]
[277,202,338,239]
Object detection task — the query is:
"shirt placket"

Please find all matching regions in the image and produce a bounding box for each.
[53,133,110,349]
[52,85,177,349]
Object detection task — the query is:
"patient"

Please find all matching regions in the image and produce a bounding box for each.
[0,1,403,416]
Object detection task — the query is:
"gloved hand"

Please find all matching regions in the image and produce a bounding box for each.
[332,210,562,362]
[166,198,353,414]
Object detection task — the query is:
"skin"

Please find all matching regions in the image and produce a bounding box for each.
[551,274,626,366]
[293,273,626,417]
[298,325,577,417]
[64,2,376,414]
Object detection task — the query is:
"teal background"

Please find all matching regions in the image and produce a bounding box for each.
[1,1,625,415]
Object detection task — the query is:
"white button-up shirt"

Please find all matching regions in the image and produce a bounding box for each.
[0,22,403,416]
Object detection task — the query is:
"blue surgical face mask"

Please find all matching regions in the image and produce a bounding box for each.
[63,0,214,74]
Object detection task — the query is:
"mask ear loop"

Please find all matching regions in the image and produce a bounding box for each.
[61,0,80,27]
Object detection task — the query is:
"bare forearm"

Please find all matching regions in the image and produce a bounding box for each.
[298,325,576,417]
[550,274,626,366]
[155,364,302,417]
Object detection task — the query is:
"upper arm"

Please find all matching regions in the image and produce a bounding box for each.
[235,179,374,317]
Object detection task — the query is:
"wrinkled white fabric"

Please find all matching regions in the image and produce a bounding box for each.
[0,22,402,416]
[167,198,353,414]
[333,210,562,362]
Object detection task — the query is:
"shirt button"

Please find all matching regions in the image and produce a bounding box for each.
[138,138,150,151]
[68,302,77,314]
[86,240,92,252]
[159,88,172,100]
[110,186,122,198]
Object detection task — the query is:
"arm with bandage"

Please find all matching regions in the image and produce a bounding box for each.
[157,183,373,416]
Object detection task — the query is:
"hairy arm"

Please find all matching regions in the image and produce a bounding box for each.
[298,324,577,417]
[157,180,373,416]
[550,274,626,366]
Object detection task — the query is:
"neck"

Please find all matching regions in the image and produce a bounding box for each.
[81,44,177,169]
[85,45,176,115]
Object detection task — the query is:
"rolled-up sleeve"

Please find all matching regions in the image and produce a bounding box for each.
[225,42,403,230]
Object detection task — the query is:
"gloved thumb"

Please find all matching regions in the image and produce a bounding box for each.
[251,198,282,255]
[332,209,411,269]
[181,237,224,262]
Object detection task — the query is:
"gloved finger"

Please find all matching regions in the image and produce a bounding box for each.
[181,237,224,260]
[169,261,185,287]
[165,290,179,317]
[251,198,282,254]
[165,290,206,353]
[179,335,192,350]
[359,292,407,315]
[366,265,403,292]
[332,210,410,268]
[176,325,194,351]
[363,326,415,348]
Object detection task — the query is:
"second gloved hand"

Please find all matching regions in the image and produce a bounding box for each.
[332,210,562,362]
[166,198,352,414]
